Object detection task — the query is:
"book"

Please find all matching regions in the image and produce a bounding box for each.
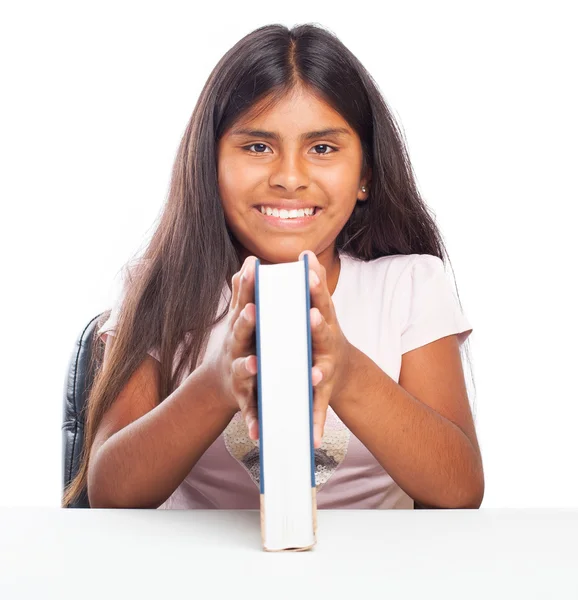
[254,253,318,552]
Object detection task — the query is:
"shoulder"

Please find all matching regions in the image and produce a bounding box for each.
[338,252,451,326]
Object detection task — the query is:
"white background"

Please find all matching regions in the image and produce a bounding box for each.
[1,0,576,508]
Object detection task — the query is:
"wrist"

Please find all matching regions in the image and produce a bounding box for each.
[331,340,357,409]
[191,363,239,421]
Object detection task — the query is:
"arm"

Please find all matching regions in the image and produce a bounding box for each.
[89,257,263,509]
[88,343,237,509]
[331,334,484,509]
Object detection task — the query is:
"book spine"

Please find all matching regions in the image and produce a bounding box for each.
[255,259,265,495]
[303,253,316,490]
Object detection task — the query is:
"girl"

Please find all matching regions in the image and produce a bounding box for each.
[63,23,484,511]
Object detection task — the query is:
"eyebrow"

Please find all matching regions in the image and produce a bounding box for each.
[229,127,352,142]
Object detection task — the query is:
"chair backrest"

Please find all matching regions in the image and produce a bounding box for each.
[62,313,104,508]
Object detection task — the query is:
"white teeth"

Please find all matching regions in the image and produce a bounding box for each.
[259,206,316,218]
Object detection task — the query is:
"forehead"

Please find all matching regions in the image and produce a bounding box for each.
[228,87,351,135]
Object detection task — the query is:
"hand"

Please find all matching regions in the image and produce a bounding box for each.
[202,255,260,441]
[299,250,353,449]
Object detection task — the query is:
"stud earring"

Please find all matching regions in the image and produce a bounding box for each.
[361,186,367,193]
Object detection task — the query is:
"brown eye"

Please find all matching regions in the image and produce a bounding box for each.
[244,143,271,154]
[311,144,337,155]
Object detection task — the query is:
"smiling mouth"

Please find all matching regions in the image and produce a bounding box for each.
[254,205,321,217]
[253,206,322,226]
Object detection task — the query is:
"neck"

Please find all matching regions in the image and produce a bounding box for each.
[234,243,341,295]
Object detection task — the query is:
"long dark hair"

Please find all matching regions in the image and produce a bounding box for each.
[63,22,476,507]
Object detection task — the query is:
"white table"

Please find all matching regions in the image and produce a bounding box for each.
[0,508,576,599]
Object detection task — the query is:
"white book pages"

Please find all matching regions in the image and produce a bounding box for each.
[256,259,316,551]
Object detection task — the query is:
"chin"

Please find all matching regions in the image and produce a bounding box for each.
[253,246,311,265]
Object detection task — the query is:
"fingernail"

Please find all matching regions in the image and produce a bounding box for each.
[310,271,320,287]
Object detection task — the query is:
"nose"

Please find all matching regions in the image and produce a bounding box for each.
[268,151,309,194]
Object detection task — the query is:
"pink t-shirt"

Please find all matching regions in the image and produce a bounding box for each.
[97,252,473,510]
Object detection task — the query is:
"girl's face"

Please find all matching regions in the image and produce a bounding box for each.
[217,85,371,270]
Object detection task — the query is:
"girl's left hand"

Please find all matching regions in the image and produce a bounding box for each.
[299,250,352,449]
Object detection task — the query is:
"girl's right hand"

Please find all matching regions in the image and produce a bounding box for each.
[203,255,260,440]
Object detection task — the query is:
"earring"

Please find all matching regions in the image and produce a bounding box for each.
[361,186,367,193]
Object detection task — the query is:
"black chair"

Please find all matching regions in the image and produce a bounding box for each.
[62,314,425,509]
[62,313,104,508]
